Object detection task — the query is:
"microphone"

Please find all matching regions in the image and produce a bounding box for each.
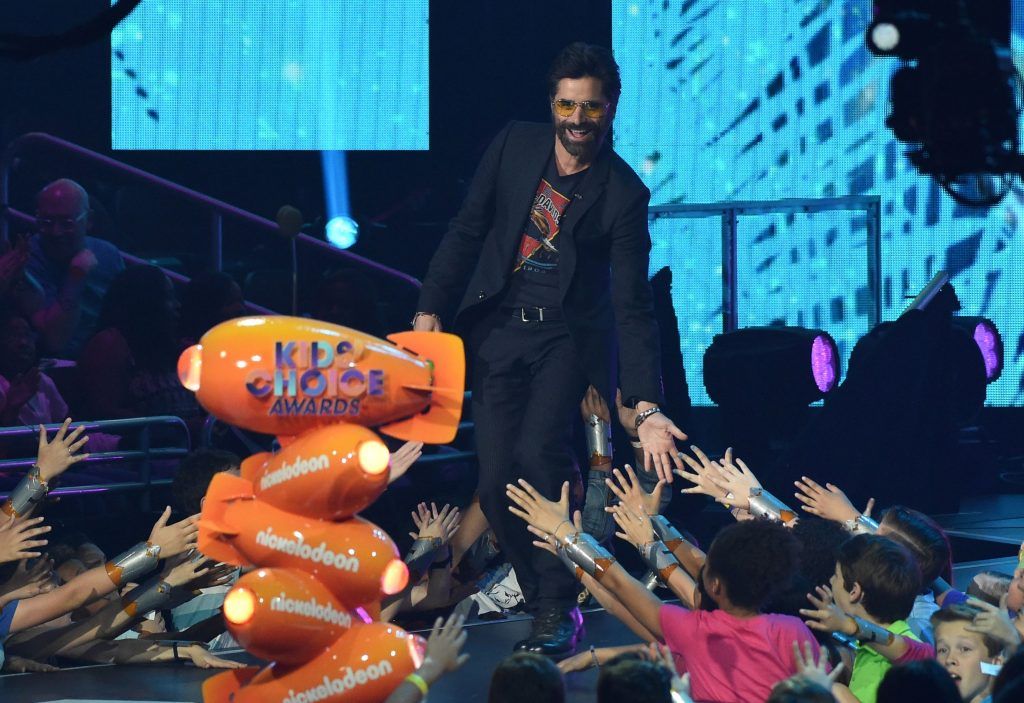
[276,205,304,239]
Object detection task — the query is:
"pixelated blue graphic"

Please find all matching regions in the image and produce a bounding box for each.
[614,0,1024,405]
[112,1,428,150]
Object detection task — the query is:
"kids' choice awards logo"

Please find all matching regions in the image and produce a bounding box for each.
[244,340,385,417]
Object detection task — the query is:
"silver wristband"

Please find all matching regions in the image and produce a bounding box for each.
[404,537,443,576]
[3,466,49,518]
[650,515,685,548]
[641,570,661,591]
[585,415,612,463]
[560,531,615,582]
[106,542,161,586]
[747,488,798,524]
[843,514,880,534]
[851,615,895,645]
[123,579,173,617]
[639,540,680,581]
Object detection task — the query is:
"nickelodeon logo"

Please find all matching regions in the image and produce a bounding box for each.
[259,454,330,490]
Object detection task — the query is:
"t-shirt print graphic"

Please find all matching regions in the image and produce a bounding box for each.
[514,179,572,274]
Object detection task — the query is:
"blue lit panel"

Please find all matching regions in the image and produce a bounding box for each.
[112,2,428,150]
[615,0,1024,405]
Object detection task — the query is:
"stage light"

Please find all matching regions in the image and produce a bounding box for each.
[953,316,1003,383]
[380,559,409,595]
[326,216,359,249]
[867,21,900,54]
[703,326,841,411]
[223,587,257,625]
[358,440,390,475]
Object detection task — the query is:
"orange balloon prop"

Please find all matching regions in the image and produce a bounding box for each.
[178,316,464,443]
[183,316,464,703]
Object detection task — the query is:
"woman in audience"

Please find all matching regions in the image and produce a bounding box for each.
[78,265,202,425]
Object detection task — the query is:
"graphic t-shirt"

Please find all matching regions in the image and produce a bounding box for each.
[502,157,586,310]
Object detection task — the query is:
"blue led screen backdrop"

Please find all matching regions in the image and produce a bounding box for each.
[614,0,1024,405]
[112,1,428,150]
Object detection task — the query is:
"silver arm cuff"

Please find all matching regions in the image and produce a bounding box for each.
[849,514,879,534]
[639,540,680,581]
[106,542,161,586]
[585,415,612,463]
[851,615,895,645]
[123,579,173,617]
[650,515,685,547]
[404,537,443,577]
[560,531,615,582]
[4,467,48,518]
[747,488,798,524]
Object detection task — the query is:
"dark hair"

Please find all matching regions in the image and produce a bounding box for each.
[488,652,564,703]
[931,605,1003,657]
[172,448,241,515]
[837,534,921,623]
[876,660,961,703]
[597,652,672,703]
[97,264,179,370]
[547,42,621,104]
[767,677,835,703]
[994,648,1024,700]
[769,517,851,617]
[704,519,799,611]
[180,271,242,340]
[46,543,79,568]
[881,505,953,584]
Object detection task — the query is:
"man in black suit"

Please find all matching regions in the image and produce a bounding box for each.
[413,43,687,655]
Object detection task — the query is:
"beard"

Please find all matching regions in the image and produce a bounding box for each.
[555,117,603,158]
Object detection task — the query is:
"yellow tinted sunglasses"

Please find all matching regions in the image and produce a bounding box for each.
[552,99,610,119]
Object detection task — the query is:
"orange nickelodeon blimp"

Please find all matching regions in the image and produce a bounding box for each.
[183,316,463,703]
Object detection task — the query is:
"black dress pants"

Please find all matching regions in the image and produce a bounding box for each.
[469,309,589,612]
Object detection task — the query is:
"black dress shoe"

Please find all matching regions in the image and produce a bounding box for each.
[513,606,584,657]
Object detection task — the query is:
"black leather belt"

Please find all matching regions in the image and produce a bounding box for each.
[503,306,564,322]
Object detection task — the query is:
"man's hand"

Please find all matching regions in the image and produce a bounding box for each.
[506,479,572,537]
[605,464,664,517]
[799,585,855,635]
[36,418,90,482]
[609,503,655,549]
[635,404,687,484]
[581,386,611,424]
[147,507,199,559]
[412,313,442,332]
[388,441,423,485]
[409,502,462,545]
[68,249,98,279]
[0,516,51,563]
[793,477,862,523]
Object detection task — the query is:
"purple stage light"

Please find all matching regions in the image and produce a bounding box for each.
[811,335,839,393]
[972,320,1001,381]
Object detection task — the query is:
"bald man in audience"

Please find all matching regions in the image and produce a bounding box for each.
[16,179,124,357]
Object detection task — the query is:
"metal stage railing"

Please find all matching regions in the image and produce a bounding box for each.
[649,195,882,331]
[0,132,423,296]
[0,416,191,509]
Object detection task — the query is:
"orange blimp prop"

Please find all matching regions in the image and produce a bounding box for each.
[183,317,464,703]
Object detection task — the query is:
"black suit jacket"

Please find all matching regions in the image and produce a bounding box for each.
[417,121,663,406]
